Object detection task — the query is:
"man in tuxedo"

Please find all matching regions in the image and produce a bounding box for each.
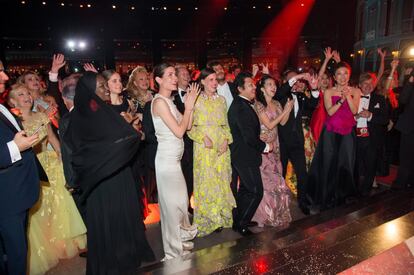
[393,74,414,189]
[0,63,41,275]
[228,72,273,236]
[172,66,194,205]
[355,73,389,196]
[275,70,319,215]
[208,61,234,110]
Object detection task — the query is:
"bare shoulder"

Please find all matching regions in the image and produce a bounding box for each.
[350,87,362,96]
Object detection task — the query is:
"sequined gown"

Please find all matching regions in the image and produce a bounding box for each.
[252,101,292,227]
[23,112,86,275]
[188,94,236,236]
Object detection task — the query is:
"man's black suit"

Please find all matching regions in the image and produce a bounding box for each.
[0,107,40,275]
[355,93,389,195]
[172,91,194,199]
[394,81,414,188]
[275,82,318,207]
[228,96,265,229]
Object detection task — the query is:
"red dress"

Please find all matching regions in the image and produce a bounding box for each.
[310,90,327,144]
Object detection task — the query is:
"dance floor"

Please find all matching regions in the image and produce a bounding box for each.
[46,180,414,274]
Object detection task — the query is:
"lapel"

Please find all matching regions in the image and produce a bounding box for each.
[239,96,260,127]
[368,94,376,113]
[0,111,18,133]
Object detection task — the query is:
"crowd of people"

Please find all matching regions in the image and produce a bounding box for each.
[0,45,413,274]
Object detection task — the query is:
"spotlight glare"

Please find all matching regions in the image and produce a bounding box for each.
[42,1,46,5]
[67,40,76,48]
[87,4,91,8]
[21,1,26,4]
[194,7,198,10]
[80,4,83,8]
[163,6,167,10]
[224,7,227,10]
[409,48,414,56]
[131,6,135,10]
[177,7,181,11]
[60,2,64,6]
[78,41,86,49]
[112,5,116,9]
[268,5,271,9]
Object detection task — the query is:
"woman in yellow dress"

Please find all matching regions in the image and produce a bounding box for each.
[8,84,86,275]
[188,68,236,237]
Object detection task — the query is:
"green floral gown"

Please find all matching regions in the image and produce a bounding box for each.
[188,93,236,237]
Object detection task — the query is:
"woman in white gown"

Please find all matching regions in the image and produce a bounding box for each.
[151,63,200,260]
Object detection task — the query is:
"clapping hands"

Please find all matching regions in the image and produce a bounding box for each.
[184,83,201,111]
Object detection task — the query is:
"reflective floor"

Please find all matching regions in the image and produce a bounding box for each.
[140,187,414,274]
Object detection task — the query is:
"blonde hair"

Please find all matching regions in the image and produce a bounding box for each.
[16,71,45,94]
[126,66,149,100]
[7,84,30,107]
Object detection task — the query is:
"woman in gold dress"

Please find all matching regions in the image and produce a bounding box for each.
[8,84,86,275]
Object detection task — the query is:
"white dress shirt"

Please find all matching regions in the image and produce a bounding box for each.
[177,88,186,103]
[218,82,233,110]
[357,94,372,128]
[0,104,22,163]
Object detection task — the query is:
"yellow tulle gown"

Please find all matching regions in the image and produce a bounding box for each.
[23,112,87,275]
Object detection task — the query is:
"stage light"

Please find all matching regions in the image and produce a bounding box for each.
[392,50,399,57]
[163,6,167,10]
[357,50,363,55]
[409,47,414,57]
[21,1,26,4]
[267,5,271,9]
[78,41,86,49]
[177,7,181,11]
[224,7,227,10]
[301,3,305,7]
[87,4,91,8]
[350,53,355,58]
[80,4,83,8]
[42,1,46,5]
[60,2,64,6]
[131,6,135,10]
[194,7,198,10]
[67,40,75,48]
[112,5,116,9]
[252,6,256,9]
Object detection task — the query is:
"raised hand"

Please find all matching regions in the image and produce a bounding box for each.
[377,48,386,58]
[83,63,98,73]
[51,54,66,74]
[324,47,333,60]
[252,64,259,77]
[262,63,270,74]
[332,50,341,63]
[283,98,294,113]
[203,135,213,149]
[391,59,399,70]
[184,82,200,111]
[14,131,39,152]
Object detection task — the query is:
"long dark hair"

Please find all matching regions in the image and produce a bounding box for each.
[256,74,276,107]
[153,63,173,90]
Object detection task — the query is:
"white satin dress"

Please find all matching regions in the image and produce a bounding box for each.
[151,94,197,260]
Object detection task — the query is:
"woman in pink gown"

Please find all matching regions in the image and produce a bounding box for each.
[252,75,294,227]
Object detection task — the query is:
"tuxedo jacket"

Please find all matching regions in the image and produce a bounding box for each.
[0,113,40,218]
[366,93,389,146]
[171,91,193,163]
[275,82,319,147]
[228,96,266,167]
[396,81,414,135]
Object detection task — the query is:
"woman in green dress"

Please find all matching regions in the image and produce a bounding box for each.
[188,68,236,237]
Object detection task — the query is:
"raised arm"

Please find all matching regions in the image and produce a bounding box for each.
[318,47,333,79]
[376,48,386,85]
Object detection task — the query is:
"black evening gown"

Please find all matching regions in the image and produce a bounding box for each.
[71,73,155,275]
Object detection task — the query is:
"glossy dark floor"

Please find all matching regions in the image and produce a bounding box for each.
[139,187,414,274]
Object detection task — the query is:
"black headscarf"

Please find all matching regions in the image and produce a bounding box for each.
[70,72,141,203]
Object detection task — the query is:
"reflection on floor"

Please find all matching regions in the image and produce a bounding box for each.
[47,183,414,275]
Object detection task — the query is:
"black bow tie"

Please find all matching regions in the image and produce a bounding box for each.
[361,95,370,99]
[180,90,186,96]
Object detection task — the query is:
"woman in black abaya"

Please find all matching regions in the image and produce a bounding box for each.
[70,72,154,275]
